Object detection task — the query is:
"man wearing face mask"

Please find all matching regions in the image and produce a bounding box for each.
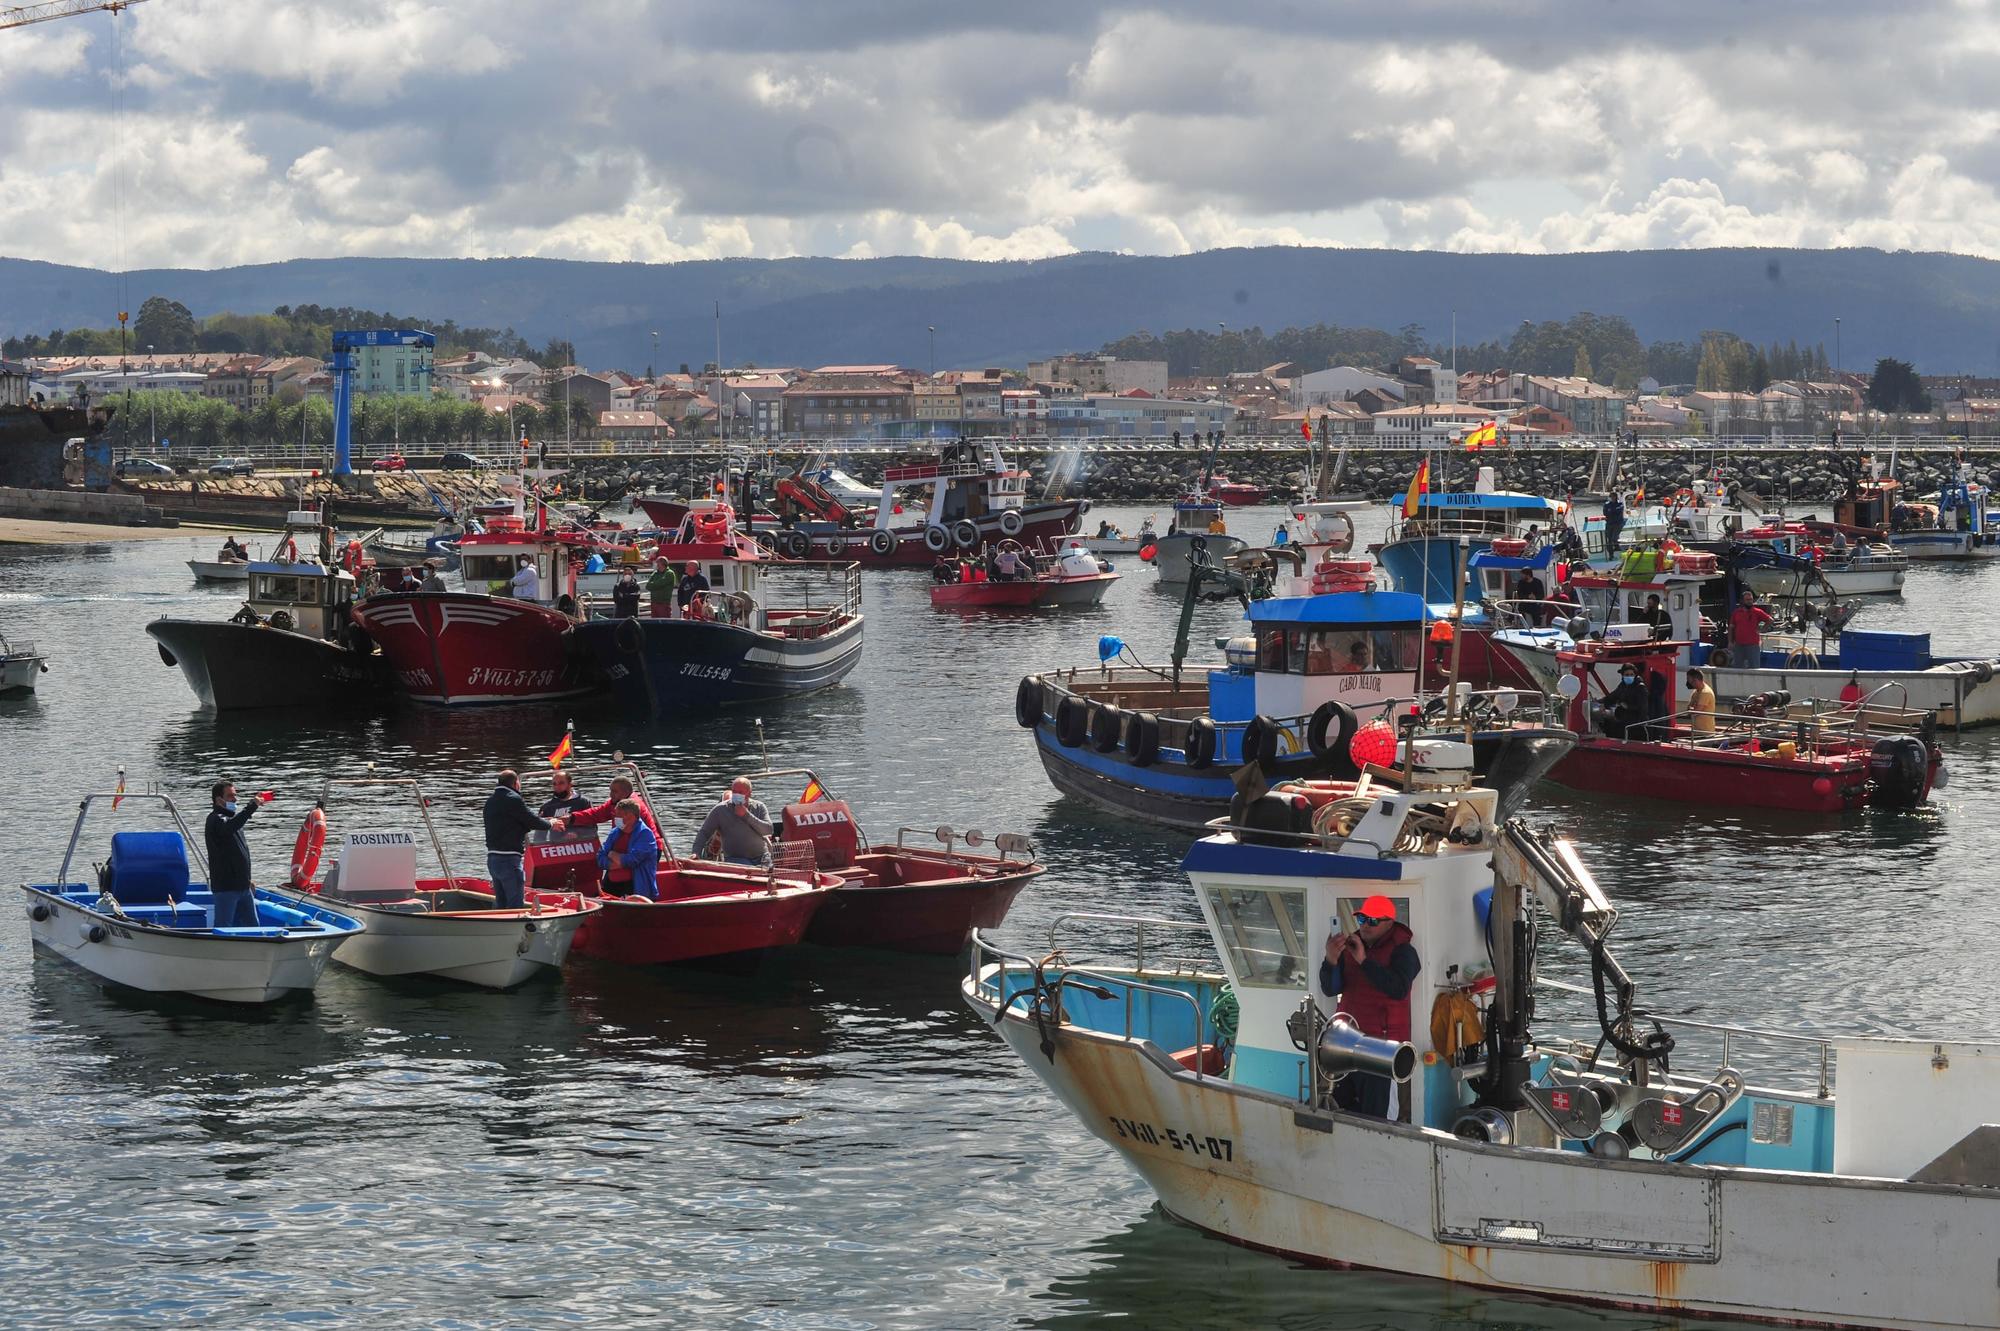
[689,776,773,866]
[1599,663,1650,740]
[205,778,272,928]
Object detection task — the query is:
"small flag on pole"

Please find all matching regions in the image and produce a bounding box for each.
[1401,459,1430,519]
[799,778,825,804]
[1298,413,1313,441]
[1462,421,1498,451]
[112,767,126,810]
[548,722,574,769]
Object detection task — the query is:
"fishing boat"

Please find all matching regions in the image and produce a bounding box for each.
[1377,467,1561,605]
[272,777,600,989]
[353,497,599,705]
[1489,555,1723,696]
[750,767,1045,954]
[148,507,395,710]
[966,776,2000,1330]
[1706,626,2000,729]
[930,540,1118,610]
[1544,637,1942,812]
[1836,462,2000,561]
[569,500,864,715]
[21,792,364,1003]
[1604,477,1764,554]
[1,623,47,696]
[187,551,253,582]
[1150,494,1251,585]
[1020,575,1574,831]
[1729,524,1907,596]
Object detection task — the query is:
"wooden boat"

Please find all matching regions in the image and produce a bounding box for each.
[930,541,1117,610]
[273,776,599,989]
[20,792,364,1003]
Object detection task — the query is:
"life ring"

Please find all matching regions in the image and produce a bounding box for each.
[756,531,779,553]
[1054,695,1090,747]
[1124,710,1161,766]
[782,530,810,559]
[696,514,729,540]
[1241,714,1282,765]
[1184,717,1218,769]
[290,806,326,888]
[1306,701,1359,761]
[998,510,1024,537]
[952,519,980,549]
[924,525,951,554]
[616,615,644,654]
[871,529,898,557]
[1089,704,1124,753]
[1014,675,1044,728]
[276,536,299,563]
[1707,647,1732,668]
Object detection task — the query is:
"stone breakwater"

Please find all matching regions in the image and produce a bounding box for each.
[566,445,1998,508]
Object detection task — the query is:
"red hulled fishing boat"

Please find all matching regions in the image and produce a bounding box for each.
[754,768,1045,954]
[929,539,1117,610]
[353,499,598,705]
[1545,638,1942,812]
[1206,474,1271,506]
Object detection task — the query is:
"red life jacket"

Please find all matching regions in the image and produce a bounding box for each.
[1337,921,1415,1042]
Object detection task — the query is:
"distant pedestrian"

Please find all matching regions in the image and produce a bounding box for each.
[204,778,270,928]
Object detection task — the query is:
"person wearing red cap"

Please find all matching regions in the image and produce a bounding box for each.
[1319,893,1420,1120]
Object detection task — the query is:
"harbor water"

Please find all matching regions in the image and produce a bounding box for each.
[4,506,1998,1329]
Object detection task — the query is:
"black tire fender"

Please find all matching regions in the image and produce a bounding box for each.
[1054,695,1090,747]
[1241,714,1282,765]
[997,510,1024,537]
[871,529,897,557]
[1123,710,1161,766]
[1184,717,1218,769]
[1307,701,1359,761]
[953,519,980,549]
[1014,675,1044,728]
[924,525,951,554]
[615,615,645,654]
[1090,704,1124,753]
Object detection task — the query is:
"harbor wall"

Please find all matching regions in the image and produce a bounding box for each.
[0,487,166,526]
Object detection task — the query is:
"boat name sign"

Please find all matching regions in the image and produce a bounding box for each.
[1107,1116,1237,1162]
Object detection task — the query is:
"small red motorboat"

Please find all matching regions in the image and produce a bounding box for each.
[1545,638,1943,812]
[518,760,840,965]
[755,767,1045,953]
[1207,474,1271,506]
[929,540,1117,611]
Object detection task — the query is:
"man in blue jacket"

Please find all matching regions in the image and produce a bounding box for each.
[484,769,564,909]
[204,778,269,927]
[596,798,660,900]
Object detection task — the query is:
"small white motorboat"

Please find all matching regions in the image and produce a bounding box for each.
[271,776,600,989]
[1080,521,1156,555]
[187,556,252,582]
[22,792,364,1003]
[1,626,47,695]
[968,771,2000,1329]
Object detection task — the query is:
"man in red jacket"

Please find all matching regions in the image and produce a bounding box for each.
[567,775,662,845]
[1319,894,1420,1120]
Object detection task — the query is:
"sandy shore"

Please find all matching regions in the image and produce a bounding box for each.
[0,517,233,546]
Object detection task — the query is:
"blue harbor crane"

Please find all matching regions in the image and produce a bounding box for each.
[328,329,435,476]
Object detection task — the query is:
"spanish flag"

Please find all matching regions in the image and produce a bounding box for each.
[1402,458,1430,519]
[112,766,126,811]
[1462,421,1498,451]
[1299,413,1313,441]
[799,778,826,804]
[547,724,573,769]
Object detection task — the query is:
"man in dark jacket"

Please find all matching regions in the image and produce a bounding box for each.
[484,769,562,909]
[204,779,268,927]
[540,768,592,821]
[1318,894,1419,1120]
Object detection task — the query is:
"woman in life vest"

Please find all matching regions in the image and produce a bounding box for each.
[1318,894,1419,1120]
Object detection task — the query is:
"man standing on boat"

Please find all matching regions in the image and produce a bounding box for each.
[677,560,710,617]
[689,777,773,867]
[647,556,679,617]
[540,768,592,820]
[1686,668,1717,735]
[484,770,564,910]
[1728,590,1775,666]
[596,799,660,899]
[1319,895,1419,1120]
[1602,492,1626,553]
[509,556,542,603]
[205,779,270,928]
[567,774,662,843]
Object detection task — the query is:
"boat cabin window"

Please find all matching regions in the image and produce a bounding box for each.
[1257,627,1288,671]
[253,574,317,604]
[462,553,518,585]
[1275,627,1420,674]
[1202,882,1308,988]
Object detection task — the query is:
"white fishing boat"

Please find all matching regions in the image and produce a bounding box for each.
[1080,518,1156,555]
[1731,524,1908,596]
[271,776,600,989]
[1,625,47,695]
[21,792,364,1003]
[187,555,252,582]
[967,770,2000,1329]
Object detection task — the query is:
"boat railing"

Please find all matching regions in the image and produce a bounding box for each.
[1046,911,1220,975]
[1488,598,1584,631]
[1537,976,1834,1098]
[892,825,1037,863]
[56,791,211,890]
[968,927,1214,1077]
[761,559,863,622]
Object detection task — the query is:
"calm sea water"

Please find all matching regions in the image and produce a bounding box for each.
[3,506,1996,1330]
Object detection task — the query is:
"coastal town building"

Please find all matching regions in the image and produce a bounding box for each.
[1024,354,1168,396]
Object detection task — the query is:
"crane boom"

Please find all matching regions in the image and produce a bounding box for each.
[0,0,145,31]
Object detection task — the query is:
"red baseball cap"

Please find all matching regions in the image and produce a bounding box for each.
[1358,894,1395,922]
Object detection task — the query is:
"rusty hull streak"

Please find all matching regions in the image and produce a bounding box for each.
[1651,1259,1685,1307]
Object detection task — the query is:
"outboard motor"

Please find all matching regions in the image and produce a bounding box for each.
[1868,736,1931,808]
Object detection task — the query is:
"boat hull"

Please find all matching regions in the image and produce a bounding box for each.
[271,886,595,988]
[146,618,394,711]
[970,987,2000,1331]
[187,559,250,582]
[1152,533,1250,585]
[352,591,597,705]
[1031,719,1574,831]
[784,500,1088,566]
[1547,738,1875,813]
[570,612,863,715]
[1708,661,2000,729]
[1378,535,1485,604]
[805,864,1041,954]
[1887,532,2000,560]
[560,881,830,965]
[1739,564,1905,595]
[22,886,351,1003]
[930,573,1115,610]
[1,650,44,696]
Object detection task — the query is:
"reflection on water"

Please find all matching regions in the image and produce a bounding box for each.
[5,509,2000,1327]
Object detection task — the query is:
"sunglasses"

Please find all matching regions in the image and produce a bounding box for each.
[1354,914,1382,926]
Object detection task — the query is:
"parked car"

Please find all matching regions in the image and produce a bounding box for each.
[207,457,256,477]
[114,457,175,478]
[371,452,408,471]
[440,451,494,470]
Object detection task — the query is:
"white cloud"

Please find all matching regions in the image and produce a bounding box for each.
[2,2,1999,270]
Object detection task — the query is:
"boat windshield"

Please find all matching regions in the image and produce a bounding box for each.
[461,553,519,584]
[1202,882,1308,988]
[253,574,318,604]
[1256,625,1420,674]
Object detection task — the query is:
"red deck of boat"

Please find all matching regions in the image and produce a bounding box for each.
[803,852,1043,954]
[548,864,838,966]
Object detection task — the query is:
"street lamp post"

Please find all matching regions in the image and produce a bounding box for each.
[928,325,935,377]
[1834,317,1841,380]
[650,331,660,454]
[145,344,155,450]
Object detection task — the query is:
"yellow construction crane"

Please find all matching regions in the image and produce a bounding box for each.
[0,0,146,31]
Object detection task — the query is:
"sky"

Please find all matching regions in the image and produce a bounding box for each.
[2,0,1998,269]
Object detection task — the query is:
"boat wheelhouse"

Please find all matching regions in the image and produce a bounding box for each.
[1378,469,1560,605]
